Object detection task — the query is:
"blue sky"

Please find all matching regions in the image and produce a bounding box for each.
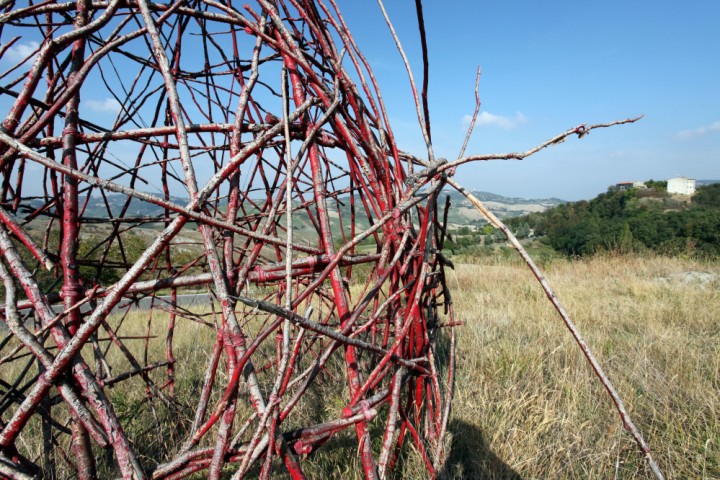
[1,2,717,201]
[338,1,720,200]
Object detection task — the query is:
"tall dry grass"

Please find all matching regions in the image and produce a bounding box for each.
[443,254,719,479]
[1,254,717,478]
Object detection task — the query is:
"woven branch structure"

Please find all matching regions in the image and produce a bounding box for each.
[0,1,458,478]
[0,1,665,479]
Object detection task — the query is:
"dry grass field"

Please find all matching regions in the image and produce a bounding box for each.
[2,254,718,478]
[443,254,719,479]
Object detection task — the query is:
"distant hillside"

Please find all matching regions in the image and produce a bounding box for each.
[440,189,565,229]
[21,188,564,227]
[23,191,191,218]
[506,183,720,257]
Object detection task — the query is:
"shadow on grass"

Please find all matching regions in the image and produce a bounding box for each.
[439,419,522,480]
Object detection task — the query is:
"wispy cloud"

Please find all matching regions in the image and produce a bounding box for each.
[675,121,720,140]
[2,40,40,63]
[463,111,528,130]
[85,98,121,114]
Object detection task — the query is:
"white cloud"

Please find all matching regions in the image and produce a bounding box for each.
[85,98,122,114]
[675,121,720,140]
[2,40,40,63]
[463,111,528,130]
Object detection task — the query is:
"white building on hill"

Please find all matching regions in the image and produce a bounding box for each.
[667,177,696,195]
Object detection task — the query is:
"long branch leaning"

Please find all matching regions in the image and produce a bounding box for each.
[0,1,661,479]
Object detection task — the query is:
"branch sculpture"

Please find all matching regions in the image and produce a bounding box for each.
[0,0,662,479]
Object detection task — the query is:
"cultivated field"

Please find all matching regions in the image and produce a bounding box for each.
[1,255,717,478]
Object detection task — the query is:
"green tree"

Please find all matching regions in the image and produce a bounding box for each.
[693,184,720,208]
[78,233,147,285]
[618,222,634,254]
[507,184,720,258]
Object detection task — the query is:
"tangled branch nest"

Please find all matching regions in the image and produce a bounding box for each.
[0,1,660,479]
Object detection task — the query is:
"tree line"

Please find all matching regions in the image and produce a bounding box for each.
[506,183,720,257]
